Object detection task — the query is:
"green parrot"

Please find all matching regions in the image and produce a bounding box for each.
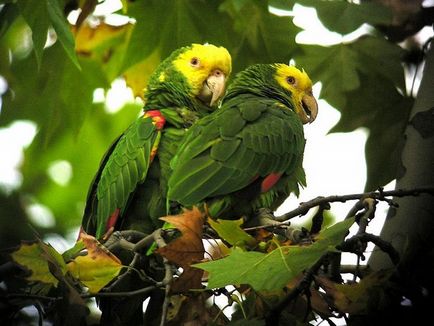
[167,63,318,220]
[81,43,232,239]
[79,44,231,326]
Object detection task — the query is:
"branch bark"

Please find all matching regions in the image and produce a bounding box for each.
[274,187,434,222]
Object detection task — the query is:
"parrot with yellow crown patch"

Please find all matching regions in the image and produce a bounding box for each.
[167,63,318,220]
[81,43,232,239]
[79,44,231,325]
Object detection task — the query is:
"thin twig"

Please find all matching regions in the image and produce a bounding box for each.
[337,233,400,266]
[105,253,141,292]
[340,264,370,277]
[86,230,173,302]
[265,254,329,325]
[5,293,61,302]
[83,285,158,299]
[153,228,174,326]
[133,230,161,253]
[243,220,291,232]
[274,187,434,222]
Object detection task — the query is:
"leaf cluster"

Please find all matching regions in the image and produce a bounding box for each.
[4,185,432,324]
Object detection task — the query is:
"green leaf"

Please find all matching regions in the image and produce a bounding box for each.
[10,240,67,286]
[123,0,229,72]
[364,103,411,191]
[329,269,394,313]
[295,43,360,109]
[17,0,50,67]
[123,0,300,74]
[301,0,392,34]
[46,0,80,69]
[220,0,301,71]
[268,0,297,11]
[295,36,411,190]
[196,218,354,291]
[0,4,20,39]
[1,42,108,144]
[15,0,79,69]
[352,36,406,91]
[315,217,355,245]
[208,218,256,247]
[330,73,412,190]
[295,37,405,108]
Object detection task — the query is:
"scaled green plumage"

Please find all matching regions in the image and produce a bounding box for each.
[168,63,318,219]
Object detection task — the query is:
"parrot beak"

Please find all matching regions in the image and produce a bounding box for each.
[198,69,226,107]
[300,92,318,124]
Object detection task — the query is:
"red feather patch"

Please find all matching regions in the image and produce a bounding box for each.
[106,208,120,232]
[261,173,282,193]
[144,110,166,130]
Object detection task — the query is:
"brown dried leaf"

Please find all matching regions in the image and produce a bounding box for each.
[157,207,205,292]
[316,271,392,315]
[166,293,228,326]
[315,275,351,312]
[310,288,333,317]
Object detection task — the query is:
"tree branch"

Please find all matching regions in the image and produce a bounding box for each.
[274,187,434,222]
[338,233,400,266]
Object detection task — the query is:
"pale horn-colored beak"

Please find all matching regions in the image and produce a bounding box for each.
[300,93,318,124]
[199,69,226,107]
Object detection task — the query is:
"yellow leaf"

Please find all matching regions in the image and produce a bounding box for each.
[73,22,133,54]
[67,235,123,293]
[11,241,67,286]
[123,50,161,99]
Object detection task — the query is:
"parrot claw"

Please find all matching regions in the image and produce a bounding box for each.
[244,208,280,228]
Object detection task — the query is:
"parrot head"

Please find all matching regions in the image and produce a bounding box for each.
[145,43,232,109]
[226,63,318,124]
[274,64,318,124]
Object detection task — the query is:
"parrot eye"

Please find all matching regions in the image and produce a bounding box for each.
[190,57,200,67]
[286,76,296,85]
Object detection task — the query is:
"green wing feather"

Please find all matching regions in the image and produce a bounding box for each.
[83,116,159,238]
[167,94,305,208]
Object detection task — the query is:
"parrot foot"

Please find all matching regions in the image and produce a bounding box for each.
[274,226,313,245]
[246,208,313,245]
[244,208,281,228]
